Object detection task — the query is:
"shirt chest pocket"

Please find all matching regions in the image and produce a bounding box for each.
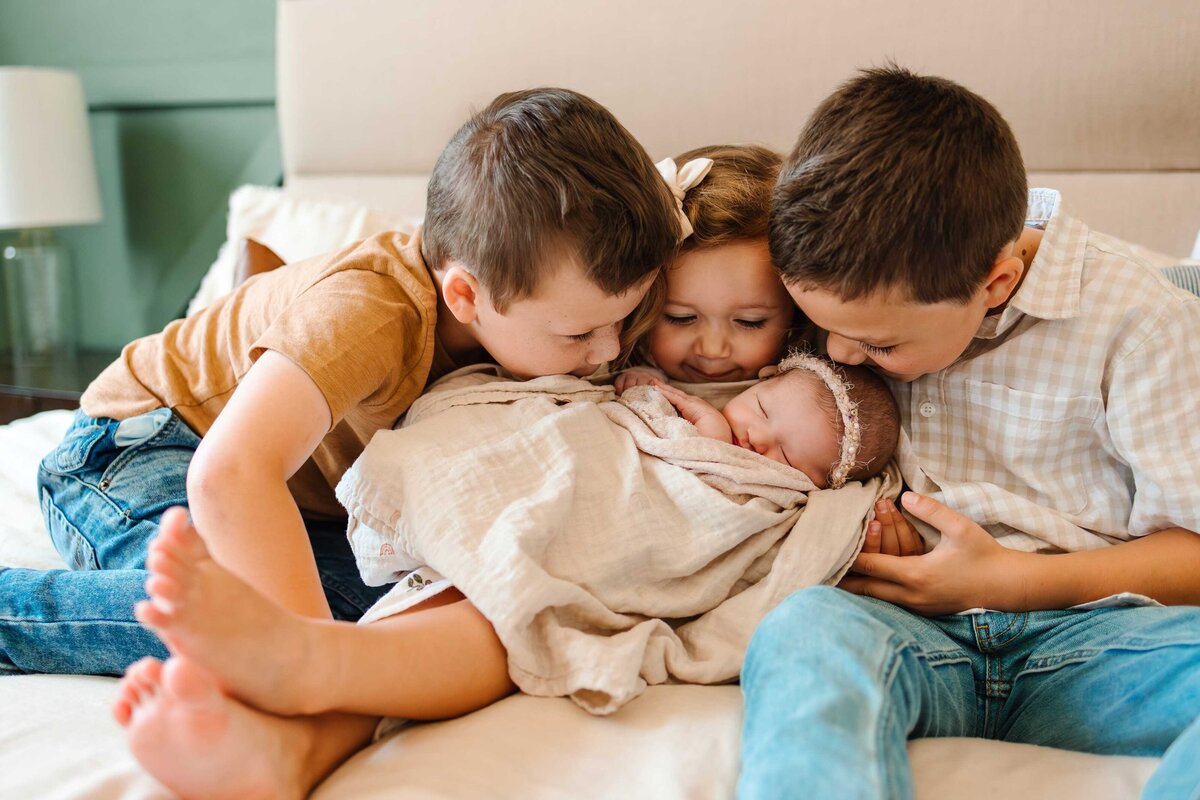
[963,380,1103,515]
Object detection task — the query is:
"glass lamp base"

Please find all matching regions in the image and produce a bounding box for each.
[1,228,78,366]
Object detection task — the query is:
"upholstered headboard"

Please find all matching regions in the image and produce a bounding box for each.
[277,0,1200,256]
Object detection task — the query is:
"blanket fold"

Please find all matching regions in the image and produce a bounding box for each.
[337,366,897,714]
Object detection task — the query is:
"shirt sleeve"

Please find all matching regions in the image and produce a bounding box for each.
[249,269,431,427]
[1105,295,1200,535]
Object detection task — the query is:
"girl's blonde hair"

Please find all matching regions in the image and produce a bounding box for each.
[675,144,782,253]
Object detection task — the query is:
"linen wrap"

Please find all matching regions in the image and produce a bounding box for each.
[336,366,897,714]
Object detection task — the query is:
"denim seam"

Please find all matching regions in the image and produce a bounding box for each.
[101,414,192,490]
[40,487,101,570]
[0,617,150,626]
[41,462,129,519]
[1025,639,1200,672]
[876,637,906,800]
[876,634,973,798]
[975,612,1030,649]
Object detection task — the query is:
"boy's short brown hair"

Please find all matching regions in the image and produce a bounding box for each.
[771,66,1028,304]
[676,144,781,253]
[422,88,679,311]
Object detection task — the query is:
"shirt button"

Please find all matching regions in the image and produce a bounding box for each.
[919,401,937,418]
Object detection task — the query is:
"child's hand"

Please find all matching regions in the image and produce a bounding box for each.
[615,367,665,395]
[858,498,925,557]
[651,380,733,442]
[838,492,1025,616]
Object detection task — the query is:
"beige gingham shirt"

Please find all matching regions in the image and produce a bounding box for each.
[891,189,1200,554]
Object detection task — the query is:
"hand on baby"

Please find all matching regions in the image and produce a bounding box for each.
[838,492,1024,616]
[649,380,734,443]
[615,367,664,395]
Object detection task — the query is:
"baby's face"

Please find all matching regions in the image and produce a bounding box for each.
[721,375,841,487]
[648,239,793,383]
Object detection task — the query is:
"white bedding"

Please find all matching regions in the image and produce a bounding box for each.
[0,410,1160,798]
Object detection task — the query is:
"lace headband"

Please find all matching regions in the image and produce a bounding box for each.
[655,157,714,241]
[774,352,862,489]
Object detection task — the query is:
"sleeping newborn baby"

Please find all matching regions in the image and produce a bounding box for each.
[333,350,901,713]
[646,352,899,489]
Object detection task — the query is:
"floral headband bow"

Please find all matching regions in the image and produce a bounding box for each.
[655,157,714,241]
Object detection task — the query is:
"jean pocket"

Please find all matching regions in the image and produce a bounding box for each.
[40,416,111,476]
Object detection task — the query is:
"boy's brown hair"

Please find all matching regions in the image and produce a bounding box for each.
[676,144,782,253]
[422,88,679,312]
[771,66,1028,304]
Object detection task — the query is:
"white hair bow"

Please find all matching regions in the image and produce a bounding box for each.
[655,156,714,241]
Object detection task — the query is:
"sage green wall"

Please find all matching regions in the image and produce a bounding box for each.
[0,0,281,351]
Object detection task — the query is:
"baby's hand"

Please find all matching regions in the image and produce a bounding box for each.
[615,367,665,395]
[651,380,733,442]
[859,497,925,557]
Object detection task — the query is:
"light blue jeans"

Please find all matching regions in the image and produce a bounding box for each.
[0,408,389,676]
[739,586,1200,800]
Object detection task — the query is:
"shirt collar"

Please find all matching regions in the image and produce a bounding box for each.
[975,188,1086,340]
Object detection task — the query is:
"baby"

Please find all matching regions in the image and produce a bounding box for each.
[650,351,899,489]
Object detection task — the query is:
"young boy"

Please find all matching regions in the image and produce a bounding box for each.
[738,67,1200,799]
[2,87,680,793]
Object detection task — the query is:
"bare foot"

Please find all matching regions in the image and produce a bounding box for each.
[113,657,163,725]
[135,507,320,715]
[117,657,310,800]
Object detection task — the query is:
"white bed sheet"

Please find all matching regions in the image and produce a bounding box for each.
[0,410,1159,799]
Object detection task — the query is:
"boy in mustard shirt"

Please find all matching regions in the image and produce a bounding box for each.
[1,87,680,797]
[739,67,1200,799]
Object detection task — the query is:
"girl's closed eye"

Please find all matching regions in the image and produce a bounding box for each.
[735,318,768,330]
[663,314,696,326]
[860,342,896,356]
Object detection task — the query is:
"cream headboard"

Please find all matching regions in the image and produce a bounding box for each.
[277,0,1200,257]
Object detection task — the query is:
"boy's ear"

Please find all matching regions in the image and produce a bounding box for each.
[440,262,482,324]
[980,248,1025,310]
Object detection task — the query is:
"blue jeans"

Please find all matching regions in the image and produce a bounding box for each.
[739,586,1200,800]
[0,408,389,676]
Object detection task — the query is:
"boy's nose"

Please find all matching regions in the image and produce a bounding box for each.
[588,324,621,364]
[826,333,866,366]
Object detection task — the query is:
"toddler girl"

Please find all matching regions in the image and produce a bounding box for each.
[616,144,799,395]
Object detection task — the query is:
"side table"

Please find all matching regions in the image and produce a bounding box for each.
[0,350,120,425]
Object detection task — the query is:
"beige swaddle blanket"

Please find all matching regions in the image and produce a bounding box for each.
[336,366,898,714]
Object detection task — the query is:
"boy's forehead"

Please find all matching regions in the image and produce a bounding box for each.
[788,284,938,341]
[513,263,653,324]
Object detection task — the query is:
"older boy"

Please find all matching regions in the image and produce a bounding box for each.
[2,87,679,795]
[739,67,1200,799]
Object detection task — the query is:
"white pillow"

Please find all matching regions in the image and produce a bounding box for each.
[187,185,419,316]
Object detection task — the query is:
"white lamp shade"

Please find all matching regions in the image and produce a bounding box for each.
[0,67,102,229]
